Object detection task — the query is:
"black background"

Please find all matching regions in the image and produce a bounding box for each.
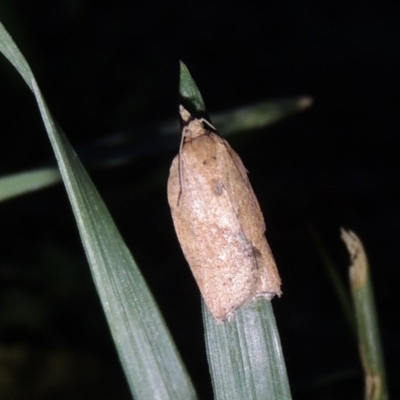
[0,1,399,399]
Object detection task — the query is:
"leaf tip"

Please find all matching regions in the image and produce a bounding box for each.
[179,61,206,114]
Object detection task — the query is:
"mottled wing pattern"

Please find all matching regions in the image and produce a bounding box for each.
[167,116,281,322]
[217,138,281,297]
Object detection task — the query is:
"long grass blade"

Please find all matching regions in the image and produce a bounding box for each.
[0,21,197,400]
[341,229,388,400]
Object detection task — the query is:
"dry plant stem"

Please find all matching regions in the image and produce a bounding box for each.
[341,229,388,400]
[168,105,281,322]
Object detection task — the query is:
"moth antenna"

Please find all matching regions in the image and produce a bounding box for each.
[200,117,217,132]
[177,128,185,205]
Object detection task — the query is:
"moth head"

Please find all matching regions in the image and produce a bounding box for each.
[179,105,191,123]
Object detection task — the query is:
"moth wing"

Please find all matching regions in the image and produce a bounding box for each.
[168,130,281,321]
[167,134,258,321]
[218,138,281,296]
[218,138,266,235]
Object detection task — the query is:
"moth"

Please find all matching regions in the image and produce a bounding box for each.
[167,105,281,322]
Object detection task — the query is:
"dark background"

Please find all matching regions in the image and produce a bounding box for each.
[0,1,398,399]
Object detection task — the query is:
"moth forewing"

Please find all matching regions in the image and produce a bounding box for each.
[167,105,281,322]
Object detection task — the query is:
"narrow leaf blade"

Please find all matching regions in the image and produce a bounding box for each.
[203,299,292,400]
[0,21,197,400]
[341,229,388,400]
[0,168,60,202]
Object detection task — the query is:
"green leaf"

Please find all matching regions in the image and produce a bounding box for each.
[0,167,61,203]
[203,299,292,400]
[0,21,197,400]
[179,61,206,113]
[211,96,312,135]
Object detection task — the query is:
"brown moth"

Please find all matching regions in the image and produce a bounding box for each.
[167,105,281,322]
